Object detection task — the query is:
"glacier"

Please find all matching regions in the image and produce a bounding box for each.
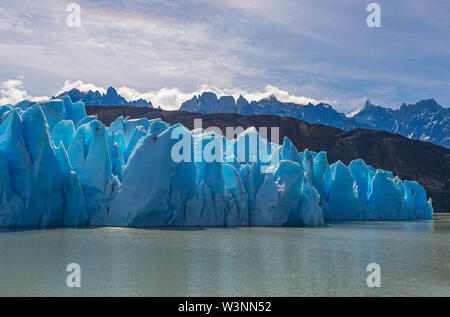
[0,97,433,228]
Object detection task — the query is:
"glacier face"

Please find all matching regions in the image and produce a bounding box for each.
[0,97,433,228]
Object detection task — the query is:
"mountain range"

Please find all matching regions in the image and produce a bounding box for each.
[57,87,450,148]
[180,93,450,148]
[57,87,153,107]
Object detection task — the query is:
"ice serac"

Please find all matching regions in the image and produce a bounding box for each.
[0,97,434,228]
[324,161,362,220]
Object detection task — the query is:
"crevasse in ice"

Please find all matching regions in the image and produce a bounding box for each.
[0,97,433,227]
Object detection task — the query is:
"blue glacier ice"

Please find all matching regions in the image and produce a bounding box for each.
[0,97,433,228]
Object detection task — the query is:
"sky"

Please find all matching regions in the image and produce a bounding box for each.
[0,0,449,111]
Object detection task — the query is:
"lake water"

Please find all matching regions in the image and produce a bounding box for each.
[0,216,449,297]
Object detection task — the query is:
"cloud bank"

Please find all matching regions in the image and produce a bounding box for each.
[0,79,48,105]
[54,80,330,110]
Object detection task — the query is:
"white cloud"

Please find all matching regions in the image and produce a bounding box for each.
[242,85,325,105]
[57,80,107,95]
[118,84,333,110]
[0,79,48,105]
[88,82,327,110]
[117,86,196,110]
[1,79,332,110]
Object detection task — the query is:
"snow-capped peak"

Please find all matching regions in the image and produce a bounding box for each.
[346,107,364,118]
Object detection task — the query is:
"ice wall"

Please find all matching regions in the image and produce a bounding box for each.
[0,97,433,227]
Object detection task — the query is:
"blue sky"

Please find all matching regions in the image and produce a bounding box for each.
[0,0,449,111]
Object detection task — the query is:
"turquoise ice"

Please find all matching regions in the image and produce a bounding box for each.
[0,97,433,227]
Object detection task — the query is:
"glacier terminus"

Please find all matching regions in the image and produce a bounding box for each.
[0,97,433,228]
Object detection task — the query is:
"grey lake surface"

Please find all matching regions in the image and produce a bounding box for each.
[0,216,449,297]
